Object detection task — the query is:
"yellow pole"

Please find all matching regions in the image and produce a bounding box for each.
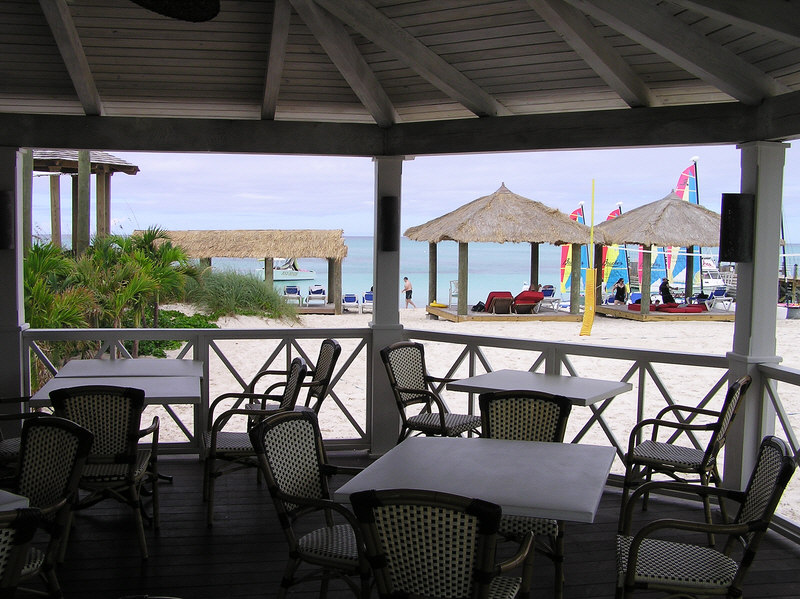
[580,181,596,336]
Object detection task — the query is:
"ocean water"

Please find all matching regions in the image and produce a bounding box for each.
[212,237,564,306]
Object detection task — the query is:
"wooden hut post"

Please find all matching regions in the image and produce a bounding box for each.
[457,242,468,315]
[594,244,604,305]
[685,248,694,298]
[264,257,274,288]
[50,175,61,246]
[641,246,652,315]
[20,149,32,256]
[74,150,91,255]
[330,258,342,314]
[569,243,581,314]
[428,242,437,306]
[529,243,539,289]
[96,169,111,237]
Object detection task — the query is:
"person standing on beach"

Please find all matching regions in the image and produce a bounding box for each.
[402,277,417,309]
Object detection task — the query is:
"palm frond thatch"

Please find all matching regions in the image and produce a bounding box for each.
[594,193,721,247]
[138,229,348,260]
[404,184,595,245]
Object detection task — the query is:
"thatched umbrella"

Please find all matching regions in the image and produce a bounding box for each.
[404,184,596,315]
[594,192,721,313]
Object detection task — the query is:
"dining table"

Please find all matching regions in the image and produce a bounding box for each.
[447,369,632,450]
[0,490,28,511]
[334,436,615,523]
[30,358,204,454]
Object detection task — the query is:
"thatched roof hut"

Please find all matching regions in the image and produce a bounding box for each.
[404,184,594,315]
[405,183,594,245]
[152,229,348,314]
[158,229,348,260]
[594,192,720,247]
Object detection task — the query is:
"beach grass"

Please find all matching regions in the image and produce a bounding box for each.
[183,270,298,320]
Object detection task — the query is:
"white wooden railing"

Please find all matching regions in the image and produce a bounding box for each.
[21,325,800,535]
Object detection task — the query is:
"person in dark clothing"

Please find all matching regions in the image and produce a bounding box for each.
[611,278,627,304]
[659,278,676,304]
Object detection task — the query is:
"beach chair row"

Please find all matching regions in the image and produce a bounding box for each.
[342,291,373,313]
[282,285,329,306]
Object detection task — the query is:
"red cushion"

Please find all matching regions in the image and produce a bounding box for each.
[659,306,704,313]
[627,304,641,311]
[485,291,514,306]
[514,291,543,304]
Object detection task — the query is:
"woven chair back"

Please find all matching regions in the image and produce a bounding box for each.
[304,339,341,412]
[17,417,93,523]
[249,410,328,516]
[703,375,751,467]
[735,436,796,547]
[50,385,145,464]
[380,341,431,408]
[0,508,41,590]
[277,358,308,410]
[351,489,503,599]
[479,391,572,442]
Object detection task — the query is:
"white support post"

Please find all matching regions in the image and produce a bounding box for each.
[369,156,405,456]
[0,148,26,429]
[725,141,789,490]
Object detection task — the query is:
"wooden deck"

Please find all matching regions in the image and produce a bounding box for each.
[597,304,736,322]
[48,454,800,598]
[426,304,582,323]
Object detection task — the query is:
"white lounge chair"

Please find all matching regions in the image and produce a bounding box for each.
[305,284,327,306]
[536,285,561,312]
[342,292,360,313]
[705,286,734,310]
[282,285,302,305]
[361,290,374,313]
[448,280,459,307]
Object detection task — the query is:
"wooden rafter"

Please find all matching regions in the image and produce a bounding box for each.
[37,0,103,116]
[262,0,292,120]
[527,0,655,108]
[671,0,800,47]
[290,0,398,127]
[315,0,511,118]
[565,0,790,105]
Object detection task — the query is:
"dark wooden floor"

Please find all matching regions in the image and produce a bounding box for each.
[44,453,800,599]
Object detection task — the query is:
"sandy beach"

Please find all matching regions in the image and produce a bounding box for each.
[163,304,800,521]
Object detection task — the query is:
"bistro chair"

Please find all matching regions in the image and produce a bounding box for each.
[0,396,40,476]
[380,341,481,444]
[0,507,43,594]
[616,435,796,598]
[350,488,534,599]
[49,385,160,560]
[479,390,572,599]
[202,357,307,526]
[248,410,370,598]
[246,339,341,414]
[620,375,752,533]
[4,416,93,598]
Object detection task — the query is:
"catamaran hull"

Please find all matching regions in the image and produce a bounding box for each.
[273,269,316,281]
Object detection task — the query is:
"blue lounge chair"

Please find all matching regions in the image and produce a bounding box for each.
[283,285,302,305]
[361,291,374,313]
[342,293,360,313]
[305,284,327,306]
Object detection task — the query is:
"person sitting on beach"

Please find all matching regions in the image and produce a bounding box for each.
[659,278,676,304]
[610,278,627,304]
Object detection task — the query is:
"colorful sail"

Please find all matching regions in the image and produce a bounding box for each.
[560,205,589,293]
[602,205,629,294]
[670,162,701,288]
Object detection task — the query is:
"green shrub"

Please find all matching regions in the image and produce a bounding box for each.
[124,309,219,358]
[184,270,297,320]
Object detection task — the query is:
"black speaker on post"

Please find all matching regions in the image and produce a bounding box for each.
[719,193,754,263]
[377,196,400,252]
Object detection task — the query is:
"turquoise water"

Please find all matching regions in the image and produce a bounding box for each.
[212,237,564,306]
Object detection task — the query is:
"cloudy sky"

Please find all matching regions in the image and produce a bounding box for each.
[30,143,800,243]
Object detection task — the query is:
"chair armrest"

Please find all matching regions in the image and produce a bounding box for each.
[496,530,534,574]
[620,480,746,534]
[627,417,715,450]
[247,369,289,392]
[0,396,31,405]
[208,391,279,424]
[321,463,363,477]
[138,416,159,445]
[654,403,720,420]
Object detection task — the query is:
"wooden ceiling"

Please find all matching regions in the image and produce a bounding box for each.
[2,0,800,156]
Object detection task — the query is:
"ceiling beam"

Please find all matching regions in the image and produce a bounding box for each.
[262,0,292,120]
[289,0,398,127]
[671,0,800,47]
[4,97,787,158]
[314,0,511,117]
[526,0,655,107]
[564,0,790,105]
[37,0,103,116]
